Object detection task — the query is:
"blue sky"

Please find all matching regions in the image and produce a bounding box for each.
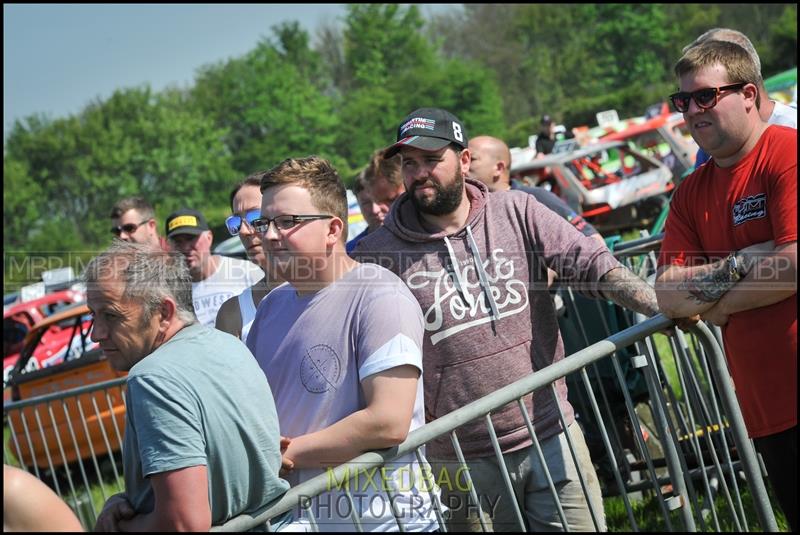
[3,4,364,136]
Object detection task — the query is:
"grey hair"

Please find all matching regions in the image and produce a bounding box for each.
[683,28,761,73]
[83,240,196,324]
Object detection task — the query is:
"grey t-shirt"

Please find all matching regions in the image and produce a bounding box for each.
[123,324,289,528]
[247,263,439,532]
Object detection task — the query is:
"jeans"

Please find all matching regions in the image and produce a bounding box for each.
[430,422,606,532]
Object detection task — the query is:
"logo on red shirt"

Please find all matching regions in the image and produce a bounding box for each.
[732,193,767,226]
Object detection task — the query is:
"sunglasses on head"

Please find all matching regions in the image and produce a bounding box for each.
[669,83,747,113]
[225,209,262,236]
[252,214,333,234]
[110,219,151,236]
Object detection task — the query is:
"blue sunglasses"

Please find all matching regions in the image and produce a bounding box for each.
[225,209,261,236]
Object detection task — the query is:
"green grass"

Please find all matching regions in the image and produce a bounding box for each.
[4,425,17,465]
[605,481,789,531]
[651,332,683,399]
[648,326,717,412]
[605,321,786,533]
[63,477,122,529]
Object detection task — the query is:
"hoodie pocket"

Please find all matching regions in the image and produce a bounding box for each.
[430,341,535,433]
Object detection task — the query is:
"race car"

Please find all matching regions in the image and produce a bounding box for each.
[3,288,86,386]
[5,304,126,470]
[510,141,673,233]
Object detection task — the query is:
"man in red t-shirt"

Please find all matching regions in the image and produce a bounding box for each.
[655,40,797,530]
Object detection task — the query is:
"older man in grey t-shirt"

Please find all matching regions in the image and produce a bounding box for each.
[88,240,287,531]
[122,324,288,528]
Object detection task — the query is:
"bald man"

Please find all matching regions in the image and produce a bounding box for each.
[468,135,604,245]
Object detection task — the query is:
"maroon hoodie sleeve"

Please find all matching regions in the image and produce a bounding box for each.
[522,192,620,298]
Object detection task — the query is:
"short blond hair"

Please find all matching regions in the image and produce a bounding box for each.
[683,28,761,73]
[260,156,348,241]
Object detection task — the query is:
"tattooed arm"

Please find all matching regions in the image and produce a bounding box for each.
[654,240,775,318]
[598,266,660,317]
[701,241,796,326]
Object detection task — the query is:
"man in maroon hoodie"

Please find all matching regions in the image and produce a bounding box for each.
[354,108,661,531]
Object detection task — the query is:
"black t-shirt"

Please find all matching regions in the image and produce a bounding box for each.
[510,182,599,238]
[535,134,556,155]
[535,129,575,155]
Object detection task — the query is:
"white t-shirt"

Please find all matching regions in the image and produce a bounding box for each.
[192,256,263,327]
[247,263,439,532]
[769,100,797,128]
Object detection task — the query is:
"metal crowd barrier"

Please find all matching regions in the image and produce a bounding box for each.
[2,316,777,532]
[3,376,127,528]
[2,231,780,531]
[208,313,777,532]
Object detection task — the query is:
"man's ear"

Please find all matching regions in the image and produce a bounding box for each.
[327,216,346,246]
[744,83,760,110]
[157,298,178,330]
[495,160,507,182]
[460,148,472,175]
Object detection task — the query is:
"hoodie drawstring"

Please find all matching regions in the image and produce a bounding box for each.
[466,225,500,320]
[443,227,500,320]
[444,236,474,307]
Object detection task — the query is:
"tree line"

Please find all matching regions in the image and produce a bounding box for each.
[4,4,796,255]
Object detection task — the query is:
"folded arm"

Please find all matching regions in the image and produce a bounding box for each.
[282,365,420,470]
[701,241,796,325]
[655,240,777,318]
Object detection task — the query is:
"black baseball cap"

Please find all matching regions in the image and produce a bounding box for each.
[165,208,210,238]
[541,114,553,125]
[384,107,468,158]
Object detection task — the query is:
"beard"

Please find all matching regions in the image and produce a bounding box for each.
[410,166,464,216]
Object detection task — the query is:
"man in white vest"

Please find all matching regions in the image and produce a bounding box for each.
[166,208,263,327]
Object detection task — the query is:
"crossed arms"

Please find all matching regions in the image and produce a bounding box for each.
[655,240,797,325]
